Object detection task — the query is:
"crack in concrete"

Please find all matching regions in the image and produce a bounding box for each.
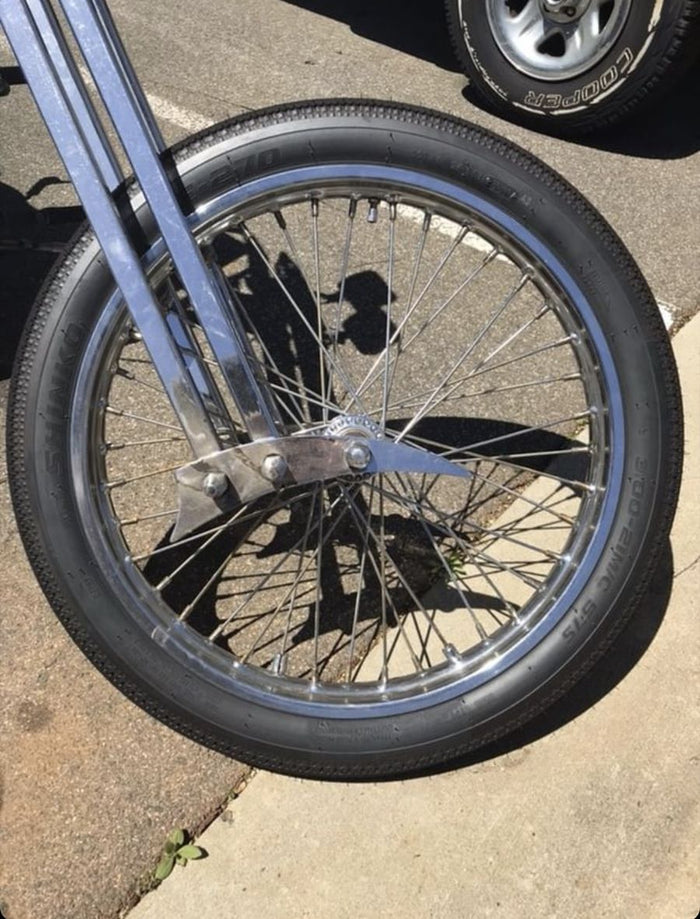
[674,553,700,580]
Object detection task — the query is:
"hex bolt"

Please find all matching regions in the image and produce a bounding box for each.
[542,0,584,17]
[345,440,372,471]
[202,472,228,499]
[261,453,288,484]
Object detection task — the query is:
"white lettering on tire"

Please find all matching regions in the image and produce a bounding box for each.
[521,47,636,111]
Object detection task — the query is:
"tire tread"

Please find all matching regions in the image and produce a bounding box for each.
[444,0,700,134]
[7,101,683,778]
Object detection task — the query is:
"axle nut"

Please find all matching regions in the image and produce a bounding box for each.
[202,472,228,499]
[345,440,372,471]
[261,453,288,484]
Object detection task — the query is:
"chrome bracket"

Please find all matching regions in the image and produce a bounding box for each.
[172,434,471,540]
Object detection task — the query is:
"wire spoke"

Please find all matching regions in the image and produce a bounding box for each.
[91,183,612,710]
[395,472,490,641]
[352,222,470,402]
[380,204,397,429]
[401,434,593,493]
[372,249,501,403]
[243,485,322,667]
[426,370,582,403]
[396,272,531,441]
[238,221,367,415]
[327,198,357,406]
[155,502,265,592]
[105,461,188,490]
[339,482,452,651]
[121,507,179,526]
[106,436,187,450]
[356,229,496,402]
[104,406,182,431]
[366,477,554,592]
[310,199,328,427]
[460,334,576,382]
[216,275,307,428]
[129,490,315,563]
[345,486,375,678]
[338,483,436,675]
[338,483,426,677]
[114,365,170,395]
[391,410,591,457]
[206,485,359,640]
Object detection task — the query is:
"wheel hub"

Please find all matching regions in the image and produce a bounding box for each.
[487,0,633,82]
[324,413,382,441]
[325,414,383,471]
[540,0,591,24]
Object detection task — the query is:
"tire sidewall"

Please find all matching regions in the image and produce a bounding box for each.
[14,111,678,771]
[454,0,681,122]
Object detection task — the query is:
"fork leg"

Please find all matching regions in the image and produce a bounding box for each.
[0,0,283,455]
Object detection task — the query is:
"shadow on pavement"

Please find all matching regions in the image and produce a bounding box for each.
[0,180,83,379]
[278,0,459,72]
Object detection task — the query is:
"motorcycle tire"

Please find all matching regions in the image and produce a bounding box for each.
[445,0,700,134]
[8,100,682,779]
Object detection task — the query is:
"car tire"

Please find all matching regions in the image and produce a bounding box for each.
[445,0,700,133]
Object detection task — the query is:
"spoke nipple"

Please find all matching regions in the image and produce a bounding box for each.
[202,472,228,499]
[261,453,288,484]
[442,643,461,664]
[345,440,372,471]
[269,653,287,675]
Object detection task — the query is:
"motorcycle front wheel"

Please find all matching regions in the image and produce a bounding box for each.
[8,101,682,778]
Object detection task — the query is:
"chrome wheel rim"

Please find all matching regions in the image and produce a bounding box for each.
[484,0,632,81]
[71,164,623,717]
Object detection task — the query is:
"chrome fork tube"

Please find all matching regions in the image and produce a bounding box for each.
[0,0,282,455]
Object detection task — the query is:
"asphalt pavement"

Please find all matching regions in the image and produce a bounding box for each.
[1,3,699,918]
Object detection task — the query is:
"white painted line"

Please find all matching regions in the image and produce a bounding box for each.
[78,65,213,133]
[429,213,678,330]
[657,300,674,330]
[144,93,212,133]
[399,206,511,261]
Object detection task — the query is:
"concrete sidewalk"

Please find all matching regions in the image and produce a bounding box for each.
[130,316,700,919]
